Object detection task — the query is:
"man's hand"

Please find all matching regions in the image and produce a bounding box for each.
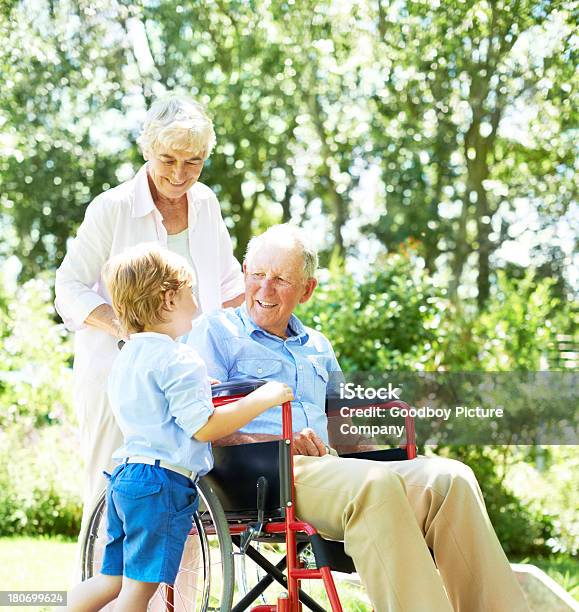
[292,428,328,456]
[209,377,221,386]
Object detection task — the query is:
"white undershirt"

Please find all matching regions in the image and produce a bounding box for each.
[166,228,201,316]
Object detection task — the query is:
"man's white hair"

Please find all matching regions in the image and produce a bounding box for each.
[245,224,318,279]
[137,95,216,160]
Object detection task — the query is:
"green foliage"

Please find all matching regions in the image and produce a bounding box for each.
[506,446,579,556]
[436,446,556,557]
[0,276,80,537]
[1,0,576,306]
[437,271,560,371]
[0,276,73,431]
[0,426,82,537]
[298,250,448,371]
[298,255,575,557]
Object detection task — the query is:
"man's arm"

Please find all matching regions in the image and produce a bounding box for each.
[213,428,331,456]
[212,432,280,447]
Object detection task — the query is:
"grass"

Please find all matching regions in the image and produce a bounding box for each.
[0,536,576,610]
[0,536,77,611]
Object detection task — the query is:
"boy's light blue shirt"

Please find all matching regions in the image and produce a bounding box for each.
[185,305,341,444]
[108,332,214,476]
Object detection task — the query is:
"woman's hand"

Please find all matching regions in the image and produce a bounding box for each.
[85,304,129,341]
[111,318,129,342]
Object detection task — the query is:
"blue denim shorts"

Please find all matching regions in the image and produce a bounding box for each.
[101,461,198,584]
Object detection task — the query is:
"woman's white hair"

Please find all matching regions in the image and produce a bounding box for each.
[245,224,318,279]
[137,95,216,160]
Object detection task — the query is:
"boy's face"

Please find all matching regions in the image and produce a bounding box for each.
[172,284,198,336]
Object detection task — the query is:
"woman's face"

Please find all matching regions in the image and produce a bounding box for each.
[147,145,205,201]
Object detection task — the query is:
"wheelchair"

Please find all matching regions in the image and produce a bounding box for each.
[81,380,417,611]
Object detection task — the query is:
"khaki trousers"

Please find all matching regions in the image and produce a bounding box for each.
[293,454,530,612]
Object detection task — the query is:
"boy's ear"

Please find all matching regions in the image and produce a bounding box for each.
[163,289,177,310]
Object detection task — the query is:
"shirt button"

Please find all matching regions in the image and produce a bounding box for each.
[298,365,303,370]
[257,368,263,373]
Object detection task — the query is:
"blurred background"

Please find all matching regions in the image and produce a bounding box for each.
[0,0,577,605]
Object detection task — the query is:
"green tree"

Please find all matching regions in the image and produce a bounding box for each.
[366,0,577,305]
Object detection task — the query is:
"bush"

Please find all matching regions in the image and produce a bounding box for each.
[0,425,82,537]
[0,276,81,537]
[298,252,448,371]
[435,271,560,371]
[434,446,556,557]
[0,260,574,558]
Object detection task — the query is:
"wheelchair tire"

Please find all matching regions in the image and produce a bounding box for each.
[81,477,234,611]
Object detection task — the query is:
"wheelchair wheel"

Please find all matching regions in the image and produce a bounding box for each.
[82,477,234,611]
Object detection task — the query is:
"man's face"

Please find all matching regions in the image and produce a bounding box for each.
[147,145,205,201]
[244,243,317,338]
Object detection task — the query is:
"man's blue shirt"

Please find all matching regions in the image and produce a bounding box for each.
[185,305,341,443]
[108,332,214,475]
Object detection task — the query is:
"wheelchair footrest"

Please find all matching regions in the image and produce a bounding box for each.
[309,534,356,574]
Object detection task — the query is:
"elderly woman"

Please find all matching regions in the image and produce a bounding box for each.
[55,95,244,542]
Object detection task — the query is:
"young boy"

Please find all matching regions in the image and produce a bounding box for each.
[67,244,293,612]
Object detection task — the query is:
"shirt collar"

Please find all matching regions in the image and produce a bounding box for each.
[237,303,309,344]
[131,164,157,218]
[129,331,175,343]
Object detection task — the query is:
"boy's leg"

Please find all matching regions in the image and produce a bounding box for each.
[66,574,122,612]
[115,577,159,612]
[73,385,123,584]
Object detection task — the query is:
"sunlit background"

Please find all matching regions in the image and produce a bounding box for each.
[0,0,577,607]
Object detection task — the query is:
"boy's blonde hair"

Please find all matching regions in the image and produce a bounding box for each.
[104,243,195,334]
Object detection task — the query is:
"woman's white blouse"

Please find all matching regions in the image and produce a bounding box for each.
[55,163,244,388]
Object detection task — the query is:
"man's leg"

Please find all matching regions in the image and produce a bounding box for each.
[293,454,453,612]
[384,456,530,612]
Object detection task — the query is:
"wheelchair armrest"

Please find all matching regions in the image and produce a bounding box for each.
[211,379,267,398]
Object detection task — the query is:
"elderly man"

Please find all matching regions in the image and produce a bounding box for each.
[186,224,529,612]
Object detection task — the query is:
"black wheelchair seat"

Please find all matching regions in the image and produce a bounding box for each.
[206,441,284,521]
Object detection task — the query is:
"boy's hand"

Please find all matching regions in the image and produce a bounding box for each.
[209,377,221,385]
[251,381,294,410]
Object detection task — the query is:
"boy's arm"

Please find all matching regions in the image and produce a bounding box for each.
[194,382,293,442]
[160,351,216,439]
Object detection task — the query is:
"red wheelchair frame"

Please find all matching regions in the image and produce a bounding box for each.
[166,389,418,612]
